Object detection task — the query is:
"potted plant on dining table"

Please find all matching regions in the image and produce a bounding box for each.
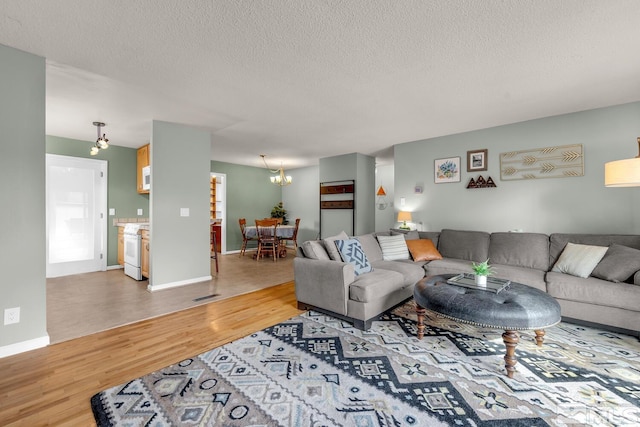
[270,202,289,225]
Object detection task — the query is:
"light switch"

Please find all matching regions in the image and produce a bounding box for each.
[109,208,115,216]
[137,209,143,216]
[180,208,190,217]
[400,197,406,207]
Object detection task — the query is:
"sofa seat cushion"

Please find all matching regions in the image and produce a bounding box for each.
[438,229,490,262]
[370,260,425,286]
[546,271,640,312]
[349,269,405,303]
[490,264,547,292]
[424,258,474,276]
[488,232,550,271]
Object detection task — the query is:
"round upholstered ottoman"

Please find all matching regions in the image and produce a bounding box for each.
[414,274,561,378]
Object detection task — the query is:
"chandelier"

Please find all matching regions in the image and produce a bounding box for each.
[89,122,109,156]
[260,154,292,186]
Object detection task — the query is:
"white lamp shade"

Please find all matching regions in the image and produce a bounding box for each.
[605,158,640,187]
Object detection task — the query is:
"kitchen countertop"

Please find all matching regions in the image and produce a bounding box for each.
[116,222,150,230]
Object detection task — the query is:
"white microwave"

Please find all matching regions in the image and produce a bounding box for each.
[142,165,151,191]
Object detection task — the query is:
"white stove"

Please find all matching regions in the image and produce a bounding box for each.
[123,224,143,280]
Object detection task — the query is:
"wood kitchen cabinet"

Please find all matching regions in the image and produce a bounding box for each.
[117,226,124,266]
[137,143,150,194]
[141,229,149,279]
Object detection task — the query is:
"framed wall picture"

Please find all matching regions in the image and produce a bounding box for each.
[467,149,488,172]
[434,156,461,183]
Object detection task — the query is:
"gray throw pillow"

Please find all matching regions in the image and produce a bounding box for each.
[301,240,331,260]
[591,244,640,282]
[323,231,349,261]
[551,242,608,278]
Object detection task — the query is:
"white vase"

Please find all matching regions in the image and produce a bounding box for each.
[475,275,487,286]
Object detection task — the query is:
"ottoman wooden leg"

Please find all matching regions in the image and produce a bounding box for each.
[416,304,426,339]
[502,330,519,378]
[534,329,545,346]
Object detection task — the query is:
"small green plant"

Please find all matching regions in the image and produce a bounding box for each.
[471,259,494,276]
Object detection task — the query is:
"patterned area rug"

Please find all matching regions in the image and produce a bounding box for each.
[91,301,640,426]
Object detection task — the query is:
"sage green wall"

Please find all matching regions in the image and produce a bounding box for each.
[0,45,47,351]
[281,165,320,244]
[210,160,282,251]
[395,101,640,234]
[150,121,212,288]
[45,135,149,266]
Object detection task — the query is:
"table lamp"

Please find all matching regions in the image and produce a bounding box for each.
[397,211,412,230]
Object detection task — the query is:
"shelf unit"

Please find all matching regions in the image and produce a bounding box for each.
[210,173,226,252]
[320,180,355,237]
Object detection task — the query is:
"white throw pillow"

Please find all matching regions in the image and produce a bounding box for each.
[551,242,608,278]
[376,234,410,261]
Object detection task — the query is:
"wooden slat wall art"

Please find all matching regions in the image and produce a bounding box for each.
[500,144,584,181]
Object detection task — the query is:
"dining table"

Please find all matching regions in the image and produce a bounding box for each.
[244,224,296,257]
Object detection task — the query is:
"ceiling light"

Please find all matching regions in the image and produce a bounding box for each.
[90,121,109,155]
[605,137,640,187]
[260,154,292,186]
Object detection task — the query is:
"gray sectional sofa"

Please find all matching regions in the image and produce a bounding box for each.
[294,229,640,336]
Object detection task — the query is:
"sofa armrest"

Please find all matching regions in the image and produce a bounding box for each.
[294,257,355,316]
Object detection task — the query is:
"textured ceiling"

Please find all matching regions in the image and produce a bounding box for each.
[2,1,640,168]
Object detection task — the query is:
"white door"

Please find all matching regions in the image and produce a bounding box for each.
[46,154,107,278]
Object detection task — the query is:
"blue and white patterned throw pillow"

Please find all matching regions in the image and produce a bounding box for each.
[335,239,373,275]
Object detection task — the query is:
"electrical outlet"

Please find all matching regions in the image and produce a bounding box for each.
[4,307,20,325]
[137,209,143,216]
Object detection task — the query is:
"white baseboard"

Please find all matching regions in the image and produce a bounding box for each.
[107,264,124,270]
[147,275,213,292]
[0,334,50,359]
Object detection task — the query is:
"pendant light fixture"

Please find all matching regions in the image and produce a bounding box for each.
[260,154,292,186]
[90,121,109,155]
[605,137,640,187]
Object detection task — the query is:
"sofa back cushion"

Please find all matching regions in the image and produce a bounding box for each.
[488,232,550,271]
[437,229,490,262]
[549,233,640,266]
[355,234,383,262]
[418,231,440,248]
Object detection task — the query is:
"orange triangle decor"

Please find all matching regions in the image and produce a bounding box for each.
[376,186,387,196]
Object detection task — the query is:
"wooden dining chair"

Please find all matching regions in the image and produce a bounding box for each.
[280,218,300,250]
[239,218,258,257]
[255,218,279,261]
[264,217,283,225]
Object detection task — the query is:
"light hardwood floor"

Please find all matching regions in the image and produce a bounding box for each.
[0,281,304,426]
[47,251,294,343]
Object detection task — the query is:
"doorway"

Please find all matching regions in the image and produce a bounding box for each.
[211,172,227,253]
[46,154,107,277]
